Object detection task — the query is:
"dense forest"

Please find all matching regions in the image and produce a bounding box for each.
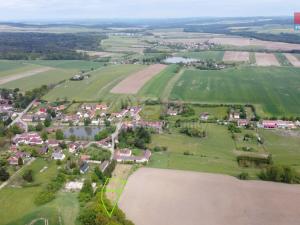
[0,32,107,60]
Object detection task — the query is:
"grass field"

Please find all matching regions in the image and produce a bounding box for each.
[0,159,59,225]
[148,124,258,176]
[170,67,300,117]
[259,129,300,173]
[43,64,145,101]
[176,51,225,61]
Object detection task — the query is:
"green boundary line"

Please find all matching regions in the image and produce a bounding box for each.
[101,177,127,218]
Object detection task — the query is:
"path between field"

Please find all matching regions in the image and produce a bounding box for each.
[0,67,53,85]
[119,168,300,225]
[0,158,36,190]
[161,68,184,102]
[110,64,167,94]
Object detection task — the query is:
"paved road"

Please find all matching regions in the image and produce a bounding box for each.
[0,157,36,190]
[8,99,36,132]
[110,121,123,159]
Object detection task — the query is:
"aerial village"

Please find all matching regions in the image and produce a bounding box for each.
[1,93,299,174]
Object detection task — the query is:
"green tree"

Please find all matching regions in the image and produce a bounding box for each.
[41,131,48,141]
[35,123,44,131]
[0,167,10,181]
[44,117,52,127]
[55,129,64,140]
[18,157,23,166]
[70,135,76,142]
[23,169,34,182]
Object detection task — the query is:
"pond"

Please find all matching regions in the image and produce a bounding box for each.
[164,57,198,64]
[64,126,103,139]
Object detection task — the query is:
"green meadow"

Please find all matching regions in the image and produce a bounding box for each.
[170,66,300,117]
[0,159,79,225]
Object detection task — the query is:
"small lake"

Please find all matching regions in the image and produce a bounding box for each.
[164,57,198,64]
[64,126,103,139]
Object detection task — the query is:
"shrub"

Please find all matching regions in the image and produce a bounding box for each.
[22,169,34,182]
[259,165,300,184]
[238,172,249,180]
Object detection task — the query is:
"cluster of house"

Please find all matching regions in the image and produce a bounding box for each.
[110,106,142,121]
[157,40,215,51]
[0,98,18,122]
[61,103,108,126]
[258,120,299,129]
[113,148,152,164]
[122,120,164,133]
[22,101,66,123]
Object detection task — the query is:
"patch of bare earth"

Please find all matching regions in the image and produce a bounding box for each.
[106,164,132,203]
[0,67,53,85]
[223,51,249,62]
[255,53,280,66]
[119,168,300,225]
[111,64,167,94]
[284,53,300,67]
[209,37,300,51]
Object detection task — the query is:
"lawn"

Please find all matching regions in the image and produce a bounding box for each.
[259,129,300,173]
[0,159,60,225]
[176,51,225,61]
[140,105,162,121]
[138,64,179,99]
[170,66,300,117]
[148,124,258,176]
[43,64,145,101]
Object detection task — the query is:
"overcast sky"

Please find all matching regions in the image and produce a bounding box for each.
[0,0,299,21]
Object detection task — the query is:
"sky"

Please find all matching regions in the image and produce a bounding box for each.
[0,0,299,21]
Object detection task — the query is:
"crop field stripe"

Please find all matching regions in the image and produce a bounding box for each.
[284,53,300,67]
[138,64,179,98]
[161,68,185,102]
[0,67,53,85]
[110,64,167,94]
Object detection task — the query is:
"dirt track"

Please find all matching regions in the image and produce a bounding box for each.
[255,53,280,66]
[223,51,249,62]
[110,64,167,94]
[119,168,300,225]
[284,53,300,67]
[0,67,53,85]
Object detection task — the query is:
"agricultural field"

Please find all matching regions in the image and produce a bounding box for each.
[223,51,249,62]
[255,53,280,66]
[284,53,300,67]
[111,64,167,94]
[119,168,300,225]
[44,64,145,101]
[0,61,42,78]
[176,51,224,61]
[138,64,180,98]
[101,36,151,53]
[0,60,104,91]
[170,67,300,117]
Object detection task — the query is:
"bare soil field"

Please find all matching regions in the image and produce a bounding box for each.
[209,37,300,51]
[110,64,167,94]
[0,67,53,85]
[223,51,250,62]
[119,168,300,225]
[255,53,280,66]
[284,53,300,67]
